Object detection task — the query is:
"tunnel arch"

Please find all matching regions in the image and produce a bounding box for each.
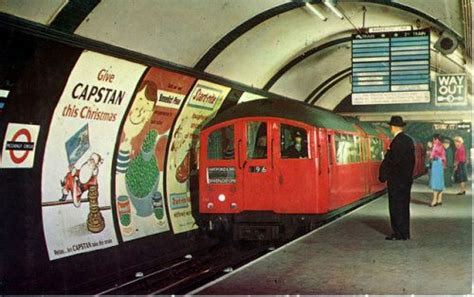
[195,0,464,72]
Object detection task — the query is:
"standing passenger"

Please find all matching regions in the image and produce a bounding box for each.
[379,116,415,241]
[454,136,468,195]
[425,141,433,181]
[443,139,454,188]
[430,134,446,206]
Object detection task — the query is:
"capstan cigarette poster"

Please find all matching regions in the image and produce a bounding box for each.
[41,51,146,260]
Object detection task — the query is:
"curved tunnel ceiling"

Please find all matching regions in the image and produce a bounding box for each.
[0,0,470,112]
[201,2,467,107]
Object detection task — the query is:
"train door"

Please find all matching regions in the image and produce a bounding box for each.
[361,136,370,194]
[326,131,336,204]
[315,128,330,213]
[200,122,243,213]
[241,120,274,210]
[274,122,316,213]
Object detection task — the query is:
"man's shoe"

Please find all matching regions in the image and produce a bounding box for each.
[385,235,408,240]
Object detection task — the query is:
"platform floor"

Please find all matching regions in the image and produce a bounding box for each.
[193,175,472,295]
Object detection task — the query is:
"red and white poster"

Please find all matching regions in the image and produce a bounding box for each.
[166,80,230,234]
[114,67,195,241]
[41,51,146,260]
[0,123,40,168]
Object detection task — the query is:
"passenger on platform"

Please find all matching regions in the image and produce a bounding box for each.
[425,141,433,176]
[443,138,454,188]
[430,134,446,207]
[286,131,308,159]
[454,136,468,195]
[379,115,415,241]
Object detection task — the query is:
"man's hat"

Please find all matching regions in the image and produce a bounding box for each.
[295,131,303,137]
[387,115,406,127]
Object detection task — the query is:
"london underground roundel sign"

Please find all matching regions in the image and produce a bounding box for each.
[1,123,40,168]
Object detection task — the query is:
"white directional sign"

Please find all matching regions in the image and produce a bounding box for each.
[435,74,467,106]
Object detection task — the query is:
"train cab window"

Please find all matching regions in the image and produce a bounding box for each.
[335,134,362,164]
[370,137,384,161]
[247,122,267,159]
[280,124,308,159]
[207,125,234,160]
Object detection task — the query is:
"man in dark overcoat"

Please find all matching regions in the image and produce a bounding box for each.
[379,116,415,240]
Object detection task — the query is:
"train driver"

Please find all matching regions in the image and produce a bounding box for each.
[286,130,308,159]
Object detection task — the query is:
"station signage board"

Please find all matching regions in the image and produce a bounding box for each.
[351,29,430,105]
[432,122,471,131]
[435,74,467,106]
[433,123,457,130]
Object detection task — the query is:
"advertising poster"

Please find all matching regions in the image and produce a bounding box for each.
[1,123,40,168]
[167,80,231,234]
[41,51,146,260]
[114,67,195,241]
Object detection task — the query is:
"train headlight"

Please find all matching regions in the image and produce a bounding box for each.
[207,202,214,209]
[230,203,237,209]
[218,194,226,202]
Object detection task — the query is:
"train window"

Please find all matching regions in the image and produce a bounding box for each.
[207,125,234,160]
[280,124,308,159]
[335,134,362,164]
[247,122,267,159]
[370,137,384,161]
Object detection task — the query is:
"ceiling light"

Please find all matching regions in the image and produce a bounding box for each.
[323,0,344,20]
[305,2,327,21]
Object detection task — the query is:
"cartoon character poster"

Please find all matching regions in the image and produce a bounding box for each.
[114,67,195,241]
[166,80,230,234]
[41,51,146,260]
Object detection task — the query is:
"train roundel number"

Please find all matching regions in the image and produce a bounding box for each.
[9,128,32,164]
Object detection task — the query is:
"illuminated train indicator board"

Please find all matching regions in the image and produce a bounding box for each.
[351,29,430,105]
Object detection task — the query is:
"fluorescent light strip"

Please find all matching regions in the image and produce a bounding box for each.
[305,3,327,21]
[323,0,344,20]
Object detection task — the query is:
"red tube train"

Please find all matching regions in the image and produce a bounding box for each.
[198,99,425,240]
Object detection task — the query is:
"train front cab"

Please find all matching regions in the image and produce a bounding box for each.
[199,117,326,218]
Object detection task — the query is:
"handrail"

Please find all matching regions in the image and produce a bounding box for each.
[271,138,275,169]
[237,139,242,169]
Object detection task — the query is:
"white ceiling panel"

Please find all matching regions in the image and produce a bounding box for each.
[269,42,351,101]
[314,77,351,110]
[0,0,67,25]
[75,0,290,67]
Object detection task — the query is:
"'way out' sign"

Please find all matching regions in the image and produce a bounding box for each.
[435,74,467,106]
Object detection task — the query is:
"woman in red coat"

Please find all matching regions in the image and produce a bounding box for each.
[454,136,468,195]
